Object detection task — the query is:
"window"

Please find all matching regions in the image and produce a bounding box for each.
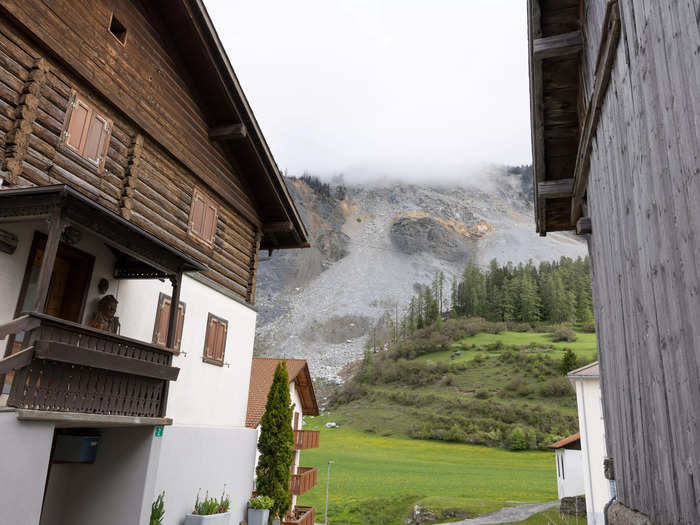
[152,293,186,352]
[109,13,127,45]
[62,91,112,170]
[203,313,228,366]
[188,188,218,246]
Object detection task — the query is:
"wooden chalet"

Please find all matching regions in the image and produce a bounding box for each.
[528,1,700,523]
[0,1,308,524]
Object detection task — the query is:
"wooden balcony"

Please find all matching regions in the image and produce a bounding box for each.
[283,506,315,525]
[0,312,179,419]
[289,466,317,496]
[294,429,320,450]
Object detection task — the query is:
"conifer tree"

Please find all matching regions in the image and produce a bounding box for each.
[256,362,295,519]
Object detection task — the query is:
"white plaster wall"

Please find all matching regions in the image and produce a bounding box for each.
[556,448,584,499]
[574,377,611,525]
[153,425,257,525]
[116,275,257,428]
[40,427,158,525]
[0,413,54,525]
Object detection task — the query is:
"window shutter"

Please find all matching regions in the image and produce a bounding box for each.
[65,98,91,152]
[153,293,186,351]
[191,194,205,236]
[204,314,227,365]
[294,412,300,431]
[189,189,218,245]
[202,202,217,242]
[83,113,110,165]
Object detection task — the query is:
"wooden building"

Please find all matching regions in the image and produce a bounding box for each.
[527,1,700,523]
[0,1,308,524]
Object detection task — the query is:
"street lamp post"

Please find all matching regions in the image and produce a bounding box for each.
[324,460,334,525]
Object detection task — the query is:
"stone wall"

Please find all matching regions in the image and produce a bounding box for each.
[607,501,656,525]
[560,495,586,518]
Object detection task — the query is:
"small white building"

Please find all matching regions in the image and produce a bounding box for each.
[568,362,613,525]
[549,432,585,500]
[246,358,320,525]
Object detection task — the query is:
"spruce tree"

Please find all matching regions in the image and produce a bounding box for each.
[256,362,295,519]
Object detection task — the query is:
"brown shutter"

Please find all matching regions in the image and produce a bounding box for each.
[83,113,110,165]
[294,412,300,431]
[65,98,91,152]
[191,194,205,236]
[152,293,186,351]
[189,188,218,245]
[203,313,227,365]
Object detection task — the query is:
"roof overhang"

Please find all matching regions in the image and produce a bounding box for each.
[141,0,309,251]
[528,0,621,236]
[0,185,207,276]
[293,362,320,417]
[548,431,581,450]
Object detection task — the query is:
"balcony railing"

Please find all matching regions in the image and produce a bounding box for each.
[289,466,317,496]
[283,506,315,525]
[0,312,179,419]
[294,429,320,450]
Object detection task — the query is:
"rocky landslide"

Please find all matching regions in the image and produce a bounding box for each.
[254,170,586,380]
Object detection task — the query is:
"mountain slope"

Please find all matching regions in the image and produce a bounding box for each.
[254,169,587,379]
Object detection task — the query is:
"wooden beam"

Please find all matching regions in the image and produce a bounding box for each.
[527,0,546,234]
[0,315,41,341]
[576,217,592,235]
[31,215,67,313]
[0,347,34,375]
[0,229,18,254]
[166,272,182,350]
[533,31,583,60]
[16,410,173,427]
[262,221,294,233]
[209,123,247,140]
[538,178,574,199]
[571,0,621,223]
[34,341,180,381]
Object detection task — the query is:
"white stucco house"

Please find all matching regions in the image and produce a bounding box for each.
[568,362,613,525]
[549,432,585,501]
[246,358,320,525]
[0,2,309,524]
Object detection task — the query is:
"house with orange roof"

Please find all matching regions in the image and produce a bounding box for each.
[246,357,320,525]
[549,432,585,504]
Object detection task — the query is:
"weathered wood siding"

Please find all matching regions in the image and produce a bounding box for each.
[0,3,261,303]
[583,1,700,523]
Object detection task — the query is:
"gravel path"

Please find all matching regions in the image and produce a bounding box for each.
[440,500,560,525]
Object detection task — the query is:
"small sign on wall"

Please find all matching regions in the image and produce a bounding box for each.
[155,426,164,438]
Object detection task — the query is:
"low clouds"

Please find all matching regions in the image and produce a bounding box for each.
[205,0,532,181]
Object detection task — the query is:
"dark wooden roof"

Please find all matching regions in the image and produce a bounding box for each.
[132,0,309,251]
[528,0,583,235]
[0,185,206,275]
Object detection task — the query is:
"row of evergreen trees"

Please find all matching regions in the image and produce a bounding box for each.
[402,256,593,334]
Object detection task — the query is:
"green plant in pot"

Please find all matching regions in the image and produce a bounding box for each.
[248,495,274,525]
[150,492,165,525]
[184,488,231,524]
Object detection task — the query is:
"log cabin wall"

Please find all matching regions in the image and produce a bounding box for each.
[0,0,262,304]
[581,1,700,523]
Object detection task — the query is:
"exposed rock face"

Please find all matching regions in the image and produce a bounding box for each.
[254,169,587,379]
[560,495,587,517]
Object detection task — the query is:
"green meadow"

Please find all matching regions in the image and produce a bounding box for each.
[298,420,558,525]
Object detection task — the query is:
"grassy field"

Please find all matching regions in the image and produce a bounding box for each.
[297,419,558,525]
[414,331,597,364]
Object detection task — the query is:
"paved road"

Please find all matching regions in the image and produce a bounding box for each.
[440,500,560,525]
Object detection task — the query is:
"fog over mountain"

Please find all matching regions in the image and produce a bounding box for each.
[254,168,587,379]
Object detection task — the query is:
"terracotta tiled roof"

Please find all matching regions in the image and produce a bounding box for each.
[568,361,600,378]
[245,358,319,429]
[548,432,581,449]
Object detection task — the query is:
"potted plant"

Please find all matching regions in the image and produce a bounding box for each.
[247,495,274,525]
[184,488,231,524]
[150,492,165,525]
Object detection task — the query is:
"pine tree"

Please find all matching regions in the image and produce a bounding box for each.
[560,348,578,375]
[256,362,295,519]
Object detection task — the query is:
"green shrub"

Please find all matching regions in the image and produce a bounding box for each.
[150,492,165,525]
[560,349,578,375]
[582,321,596,333]
[475,389,491,399]
[539,377,572,397]
[552,325,577,342]
[508,427,529,450]
[507,322,532,332]
[249,495,274,510]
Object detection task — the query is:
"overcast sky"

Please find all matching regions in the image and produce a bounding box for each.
[204,1,532,182]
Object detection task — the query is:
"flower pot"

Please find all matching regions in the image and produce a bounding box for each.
[184,512,231,524]
[247,508,270,525]
[271,518,281,525]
